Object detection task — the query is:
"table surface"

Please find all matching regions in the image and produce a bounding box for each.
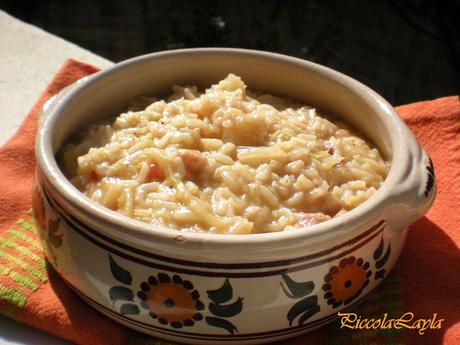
[0,10,112,146]
[0,10,113,344]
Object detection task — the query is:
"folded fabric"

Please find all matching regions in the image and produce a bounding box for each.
[0,60,458,345]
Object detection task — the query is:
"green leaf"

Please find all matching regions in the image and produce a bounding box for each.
[376,244,391,269]
[49,234,63,248]
[209,297,243,318]
[48,218,63,248]
[109,286,134,303]
[207,278,233,304]
[281,273,314,298]
[373,238,384,260]
[109,255,132,285]
[48,218,60,234]
[120,303,140,315]
[205,316,238,335]
[287,295,318,326]
[298,304,320,325]
[375,269,385,280]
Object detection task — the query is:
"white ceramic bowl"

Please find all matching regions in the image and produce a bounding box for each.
[33,48,435,344]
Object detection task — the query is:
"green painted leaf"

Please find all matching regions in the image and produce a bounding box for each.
[205,316,238,335]
[287,295,318,326]
[120,303,140,315]
[209,297,243,318]
[376,244,391,269]
[48,218,63,248]
[207,278,232,304]
[298,304,320,325]
[49,234,63,248]
[425,158,435,196]
[373,238,384,260]
[281,273,314,298]
[109,254,132,285]
[109,286,134,303]
[48,218,60,233]
[375,269,386,280]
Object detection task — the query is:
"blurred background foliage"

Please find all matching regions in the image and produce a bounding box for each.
[2,0,459,105]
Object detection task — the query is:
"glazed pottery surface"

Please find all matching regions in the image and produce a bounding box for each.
[33,49,436,344]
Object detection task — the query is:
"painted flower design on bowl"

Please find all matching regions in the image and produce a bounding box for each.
[106,254,243,334]
[322,256,371,308]
[137,273,204,328]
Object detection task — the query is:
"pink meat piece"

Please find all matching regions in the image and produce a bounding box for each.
[296,212,331,227]
[179,150,207,177]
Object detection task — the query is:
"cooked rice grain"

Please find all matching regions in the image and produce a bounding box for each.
[61,74,389,234]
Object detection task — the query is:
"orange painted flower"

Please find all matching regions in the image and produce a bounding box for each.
[138,273,204,328]
[322,256,371,308]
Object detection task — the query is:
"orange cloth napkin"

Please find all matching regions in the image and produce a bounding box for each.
[0,60,458,345]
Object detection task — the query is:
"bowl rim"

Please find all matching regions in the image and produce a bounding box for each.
[36,47,409,247]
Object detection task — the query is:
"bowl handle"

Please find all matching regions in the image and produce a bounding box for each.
[385,132,436,231]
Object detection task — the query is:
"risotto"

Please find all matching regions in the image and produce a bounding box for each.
[60,74,389,234]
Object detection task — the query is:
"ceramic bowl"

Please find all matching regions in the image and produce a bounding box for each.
[33,48,435,344]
